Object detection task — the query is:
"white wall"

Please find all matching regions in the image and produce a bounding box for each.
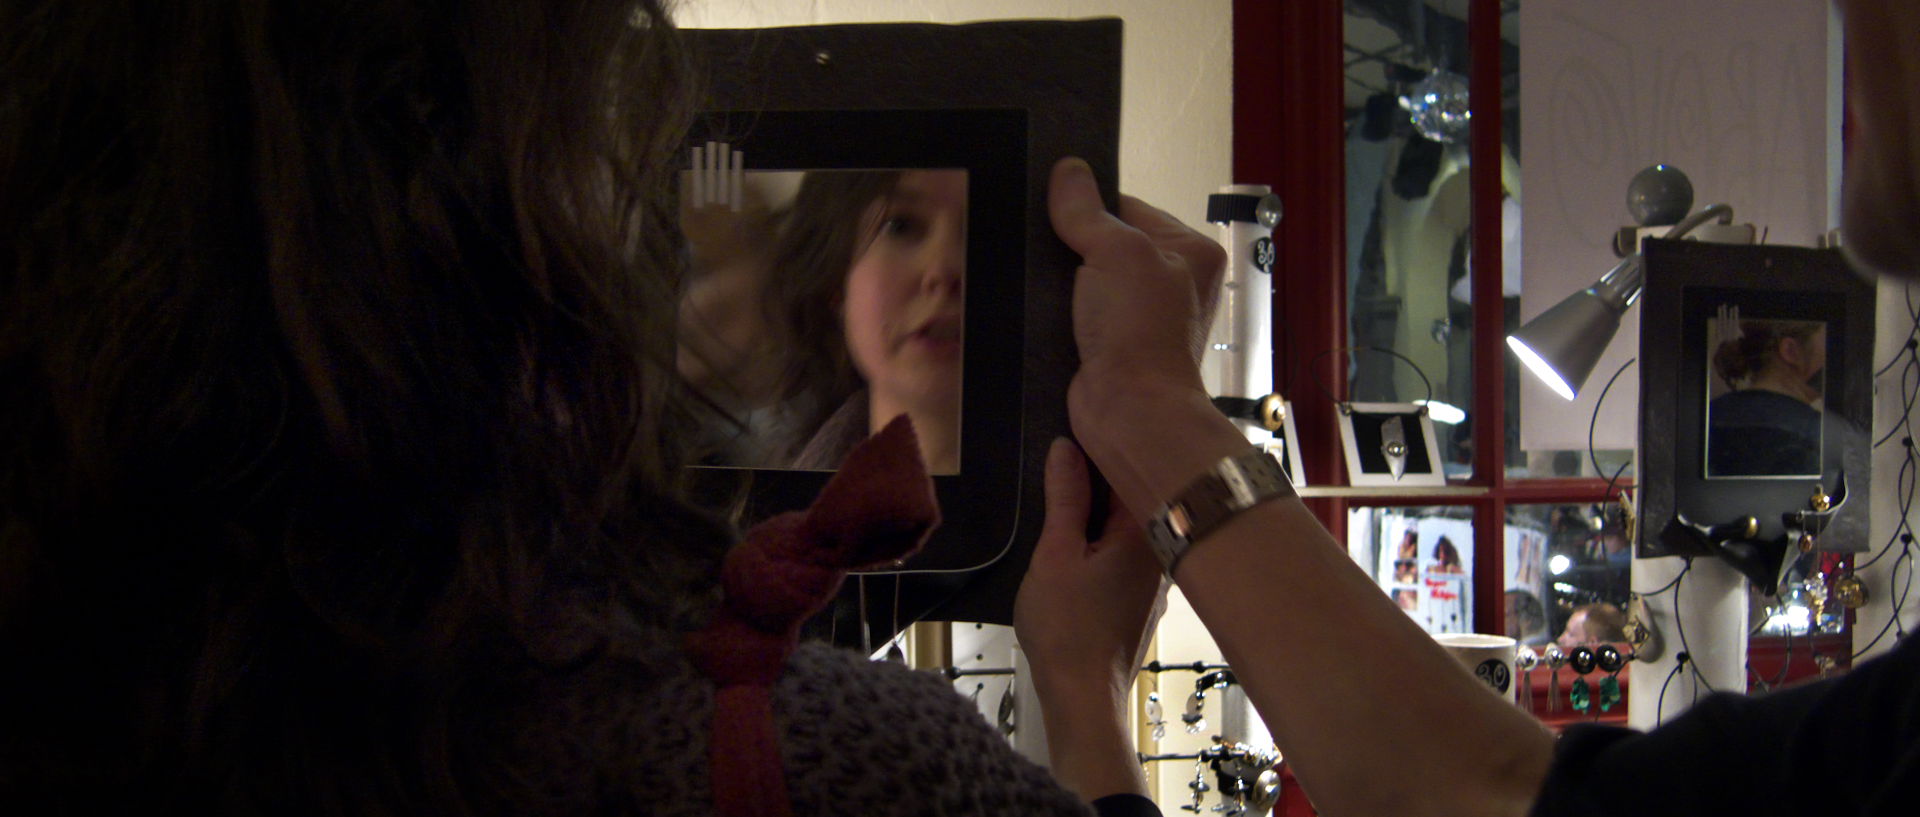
[1518,0,1831,452]
[673,0,1233,233]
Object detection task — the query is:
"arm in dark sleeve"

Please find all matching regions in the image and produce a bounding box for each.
[1532,633,1920,817]
[1092,793,1163,817]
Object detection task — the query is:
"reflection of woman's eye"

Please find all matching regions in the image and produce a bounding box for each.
[878,213,927,240]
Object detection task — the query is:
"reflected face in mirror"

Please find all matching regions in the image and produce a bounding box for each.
[676,168,966,475]
[841,170,967,472]
[1706,315,1826,477]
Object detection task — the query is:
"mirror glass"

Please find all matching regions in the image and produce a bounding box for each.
[1703,314,1825,478]
[1343,0,1513,482]
[1503,502,1630,650]
[678,168,967,474]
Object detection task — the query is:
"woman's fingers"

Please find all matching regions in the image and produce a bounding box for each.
[1037,437,1094,555]
[1047,158,1158,269]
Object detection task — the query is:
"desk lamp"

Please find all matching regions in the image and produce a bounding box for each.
[1507,165,1747,399]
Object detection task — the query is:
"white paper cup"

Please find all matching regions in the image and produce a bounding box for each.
[1434,633,1518,702]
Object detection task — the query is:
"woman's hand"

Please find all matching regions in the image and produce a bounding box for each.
[1014,437,1164,801]
[1046,157,1226,402]
[1046,157,1247,518]
[1015,438,1165,701]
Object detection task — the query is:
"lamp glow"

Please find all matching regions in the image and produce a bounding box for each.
[1415,399,1467,426]
[1548,554,1572,575]
[1505,254,1644,400]
[1506,336,1577,401]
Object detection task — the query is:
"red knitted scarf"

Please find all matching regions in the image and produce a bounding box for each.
[682,415,941,817]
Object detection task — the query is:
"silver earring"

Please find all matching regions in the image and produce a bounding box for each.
[1380,415,1408,480]
[1183,688,1208,735]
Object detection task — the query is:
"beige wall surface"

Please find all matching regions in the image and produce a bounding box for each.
[673,0,1233,232]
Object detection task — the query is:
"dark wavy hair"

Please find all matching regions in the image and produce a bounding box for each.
[759,170,901,459]
[1712,319,1822,388]
[0,0,729,812]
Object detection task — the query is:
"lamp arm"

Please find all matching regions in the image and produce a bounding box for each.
[1661,203,1735,240]
[1592,254,1646,310]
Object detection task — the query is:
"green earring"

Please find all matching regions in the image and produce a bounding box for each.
[1568,646,1597,714]
[1596,645,1626,712]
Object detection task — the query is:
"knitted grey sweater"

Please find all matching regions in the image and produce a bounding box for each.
[511,636,1096,815]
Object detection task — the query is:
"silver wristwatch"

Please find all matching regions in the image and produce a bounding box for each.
[1146,447,1293,575]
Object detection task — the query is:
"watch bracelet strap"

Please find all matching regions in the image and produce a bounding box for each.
[1147,446,1294,574]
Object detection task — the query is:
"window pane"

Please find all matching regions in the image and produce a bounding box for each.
[1343,1,1504,481]
[1347,505,1476,634]
[1503,502,1630,648]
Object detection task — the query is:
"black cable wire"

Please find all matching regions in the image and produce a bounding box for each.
[1633,568,1686,598]
[1654,658,1686,726]
[1857,455,1914,571]
[1853,566,1907,656]
[1307,346,1435,407]
[1854,282,1920,658]
[1668,560,1717,696]
[1586,358,1636,488]
[1871,335,1918,379]
[1876,540,1916,643]
[1869,355,1918,448]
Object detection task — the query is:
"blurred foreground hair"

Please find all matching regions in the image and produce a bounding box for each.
[0,1,724,812]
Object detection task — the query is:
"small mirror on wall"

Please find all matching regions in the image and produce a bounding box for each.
[1638,239,1873,559]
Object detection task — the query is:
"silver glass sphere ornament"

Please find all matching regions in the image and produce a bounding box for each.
[1401,69,1472,144]
[1626,164,1695,226]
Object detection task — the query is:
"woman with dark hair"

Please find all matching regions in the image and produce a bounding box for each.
[1708,319,1827,475]
[752,167,967,471]
[0,3,1113,814]
[1431,535,1464,574]
[766,169,967,473]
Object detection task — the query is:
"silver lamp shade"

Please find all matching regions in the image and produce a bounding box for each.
[1506,254,1645,400]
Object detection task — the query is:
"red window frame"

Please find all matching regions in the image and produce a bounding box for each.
[1234,0,1624,635]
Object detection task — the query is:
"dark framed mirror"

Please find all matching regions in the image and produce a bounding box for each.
[679,21,1121,636]
[1639,238,1874,562]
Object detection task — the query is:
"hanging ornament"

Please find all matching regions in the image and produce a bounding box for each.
[1833,573,1869,609]
[1569,677,1592,713]
[1400,69,1472,144]
[1514,646,1539,713]
[1542,644,1567,713]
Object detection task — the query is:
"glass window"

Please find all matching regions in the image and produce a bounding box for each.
[1505,502,1631,649]
[1343,2,1481,480]
[1348,505,1476,634]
